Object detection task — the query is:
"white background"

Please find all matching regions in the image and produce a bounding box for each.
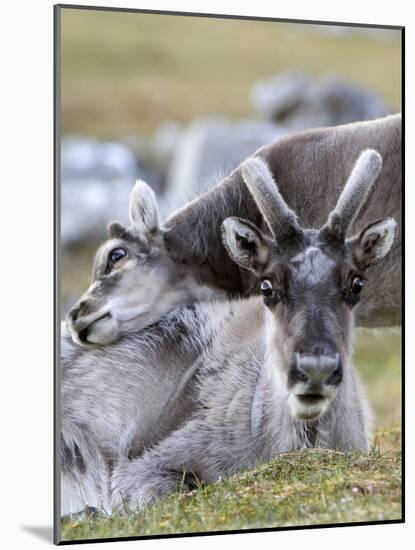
[0,0,411,548]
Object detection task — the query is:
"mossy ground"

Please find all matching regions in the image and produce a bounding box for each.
[60,427,401,541]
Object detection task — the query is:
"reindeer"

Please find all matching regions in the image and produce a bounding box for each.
[66,181,224,347]
[67,115,401,345]
[66,115,401,347]
[163,114,401,328]
[60,150,396,515]
[109,150,396,510]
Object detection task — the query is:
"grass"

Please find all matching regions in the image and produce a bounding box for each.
[355,328,401,428]
[60,9,402,139]
[60,426,401,541]
[61,243,97,309]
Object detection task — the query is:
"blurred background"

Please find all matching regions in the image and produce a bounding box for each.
[60,8,401,430]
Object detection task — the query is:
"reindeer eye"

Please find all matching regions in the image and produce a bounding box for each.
[351,276,363,294]
[109,247,127,264]
[260,279,274,298]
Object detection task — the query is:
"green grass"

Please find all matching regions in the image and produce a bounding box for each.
[60,9,402,139]
[60,427,401,541]
[355,328,401,428]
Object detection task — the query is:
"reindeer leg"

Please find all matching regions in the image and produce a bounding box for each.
[111,418,208,512]
[61,420,111,517]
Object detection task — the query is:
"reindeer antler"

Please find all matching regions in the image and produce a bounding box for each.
[322,149,383,241]
[241,157,303,243]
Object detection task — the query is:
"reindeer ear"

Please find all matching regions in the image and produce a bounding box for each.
[221,217,271,274]
[348,218,397,270]
[107,221,128,239]
[129,180,160,236]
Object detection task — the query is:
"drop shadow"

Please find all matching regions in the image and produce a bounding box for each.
[21,525,53,543]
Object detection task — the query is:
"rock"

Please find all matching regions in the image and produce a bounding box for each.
[287,76,390,130]
[251,72,310,123]
[312,25,399,41]
[61,137,139,181]
[61,178,134,247]
[251,73,390,130]
[163,117,286,212]
[61,138,143,246]
[148,122,184,171]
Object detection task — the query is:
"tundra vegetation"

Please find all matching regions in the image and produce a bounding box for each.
[60,10,401,138]
[62,428,401,540]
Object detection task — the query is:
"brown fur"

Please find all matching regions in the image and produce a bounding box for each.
[164,115,401,326]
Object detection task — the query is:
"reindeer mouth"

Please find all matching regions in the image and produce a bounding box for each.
[68,311,119,347]
[296,394,324,405]
[78,312,112,344]
[289,393,330,421]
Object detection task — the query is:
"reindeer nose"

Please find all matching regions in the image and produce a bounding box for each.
[68,301,88,322]
[66,300,94,345]
[289,353,342,388]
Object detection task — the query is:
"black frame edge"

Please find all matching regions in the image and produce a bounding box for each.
[58,519,404,546]
[53,3,62,546]
[400,25,405,524]
[56,3,404,30]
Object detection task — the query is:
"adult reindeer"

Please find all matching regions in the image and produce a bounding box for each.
[164,114,401,327]
[61,150,396,515]
[67,114,401,347]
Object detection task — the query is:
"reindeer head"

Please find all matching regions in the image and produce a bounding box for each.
[222,151,396,421]
[66,181,208,347]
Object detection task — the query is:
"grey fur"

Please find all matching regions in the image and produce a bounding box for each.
[67,180,224,347]
[324,149,383,240]
[164,115,401,327]
[61,149,396,515]
[61,295,371,514]
[241,157,301,241]
[129,180,160,237]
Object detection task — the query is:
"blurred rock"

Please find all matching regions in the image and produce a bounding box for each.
[251,72,310,123]
[61,138,143,247]
[61,178,134,247]
[312,25,399,41]
[163,117,286,212]
[251,73,389,130]
[62,137,139,181]
[148,122,184,171]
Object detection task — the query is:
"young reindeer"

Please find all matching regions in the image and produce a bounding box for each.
[66,182,223,347]
[109,149,396,510]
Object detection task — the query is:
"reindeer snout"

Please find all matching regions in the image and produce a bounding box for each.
[66,297,115,347]
[289,353,342,389]
[68,300,90,322]
[66,302,92,345]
